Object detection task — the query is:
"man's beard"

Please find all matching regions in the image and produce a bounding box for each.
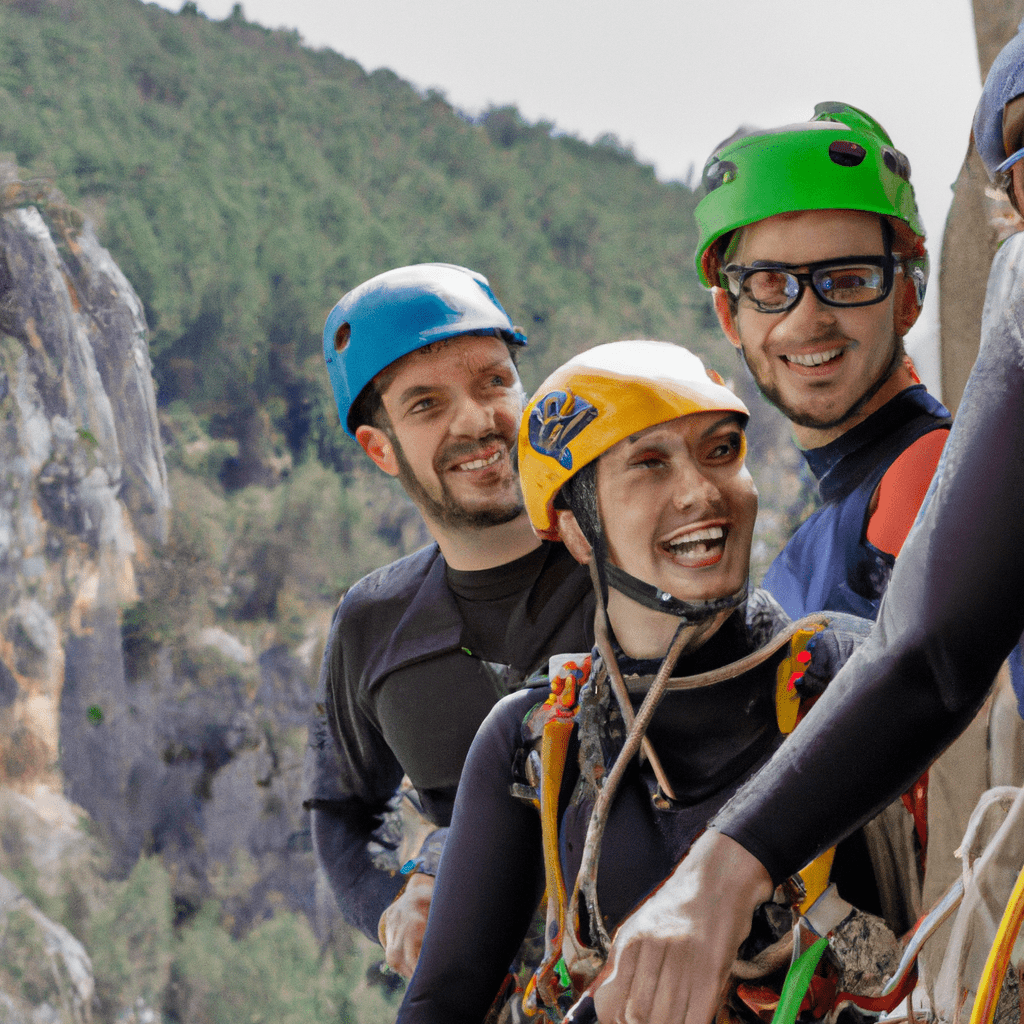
[739,331,904,432]
[390,432,525,530]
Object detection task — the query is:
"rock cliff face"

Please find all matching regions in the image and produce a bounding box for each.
[0,163,168,799]
[0,165,319,936]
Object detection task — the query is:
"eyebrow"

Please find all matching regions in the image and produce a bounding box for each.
[393,360,511,408]
[700,413,745,437]
[471,358,513,377]
[735,252,886,272]
[395,383,437,407]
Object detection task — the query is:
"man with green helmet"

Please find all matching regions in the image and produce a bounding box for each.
[695,102,950,624]
[587,103,954,1024]
[680,103,952,946]
[595,61,1024,1024]
[304,263,593,977]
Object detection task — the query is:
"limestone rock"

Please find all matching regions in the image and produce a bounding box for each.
[0,166,168,796]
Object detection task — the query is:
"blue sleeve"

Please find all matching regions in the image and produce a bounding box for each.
[398,689,547,1024]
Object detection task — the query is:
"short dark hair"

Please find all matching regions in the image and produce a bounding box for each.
[348,365,398,433]
[555,460,600,548]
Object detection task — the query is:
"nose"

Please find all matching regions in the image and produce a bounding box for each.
[448,392,496,438]
[772,281,838,340]
[671,460,721,513]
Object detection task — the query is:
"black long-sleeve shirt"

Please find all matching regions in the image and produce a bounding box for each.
[304,540,593,939]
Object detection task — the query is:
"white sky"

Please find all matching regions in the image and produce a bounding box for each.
[153,0,984,395]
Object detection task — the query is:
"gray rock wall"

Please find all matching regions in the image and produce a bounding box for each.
[0,167,168,798]
[0,166,318,933]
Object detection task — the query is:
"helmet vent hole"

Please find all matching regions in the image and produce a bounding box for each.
[334,322,351,352]
[828,140,866,167]
[702,159,737,194]
[882,148,911,181]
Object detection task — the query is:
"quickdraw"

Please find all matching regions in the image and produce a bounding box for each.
[521,655,590,1014]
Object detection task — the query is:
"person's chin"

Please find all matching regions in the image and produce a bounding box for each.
[445,491,525,528]
[665,563,745,603]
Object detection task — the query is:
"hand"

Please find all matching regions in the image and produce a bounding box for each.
[592,831,772,1024]
[378,872,435,978]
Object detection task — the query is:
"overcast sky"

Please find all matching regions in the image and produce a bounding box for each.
[154,0,983,393]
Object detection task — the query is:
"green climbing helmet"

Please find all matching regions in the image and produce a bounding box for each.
[694,102,927,300]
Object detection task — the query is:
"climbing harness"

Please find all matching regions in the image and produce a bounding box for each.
[516,609,843,1017]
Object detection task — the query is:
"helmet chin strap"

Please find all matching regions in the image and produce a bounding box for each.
[604,562,747,624]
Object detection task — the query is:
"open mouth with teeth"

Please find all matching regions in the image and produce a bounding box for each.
[454,450,503,472]
[663,525,728,568]
[783,346,844,369]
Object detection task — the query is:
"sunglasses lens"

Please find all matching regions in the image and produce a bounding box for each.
[813,264,885,305]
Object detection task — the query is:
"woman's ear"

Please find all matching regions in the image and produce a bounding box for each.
[555,509,593,566]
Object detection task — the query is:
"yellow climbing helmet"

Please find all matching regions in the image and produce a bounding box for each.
[518,340,749,541]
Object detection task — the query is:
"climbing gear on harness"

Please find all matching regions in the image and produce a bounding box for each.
[774,624,824,735]
[323,262,526,435]
[516,612,846,1017]
[521,655,589,1014]
[771,936,829,1024]
[694,101,928,305]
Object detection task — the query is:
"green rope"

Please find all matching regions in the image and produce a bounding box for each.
[770,936,829,1024]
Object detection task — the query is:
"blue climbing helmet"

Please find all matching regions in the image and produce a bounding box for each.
[323,263,527,436]
[973,17,1024,184]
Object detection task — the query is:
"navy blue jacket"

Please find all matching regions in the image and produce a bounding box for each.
[716,231,1024,883]
[763,386,951,620]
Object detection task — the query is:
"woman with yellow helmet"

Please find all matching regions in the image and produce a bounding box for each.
[396,341,872,1024]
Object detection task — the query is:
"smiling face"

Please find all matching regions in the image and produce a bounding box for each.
[356,335,527,531]
[594,412,757,606]
[716,209,918,448]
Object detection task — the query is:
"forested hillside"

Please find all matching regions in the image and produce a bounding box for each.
[0,2,808,1022]
[0,0,726,473]
[0,0,806,606]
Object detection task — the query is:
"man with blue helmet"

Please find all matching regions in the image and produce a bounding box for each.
[305,263,593,977]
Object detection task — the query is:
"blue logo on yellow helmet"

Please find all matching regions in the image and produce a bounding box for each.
[528,390,598,470]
